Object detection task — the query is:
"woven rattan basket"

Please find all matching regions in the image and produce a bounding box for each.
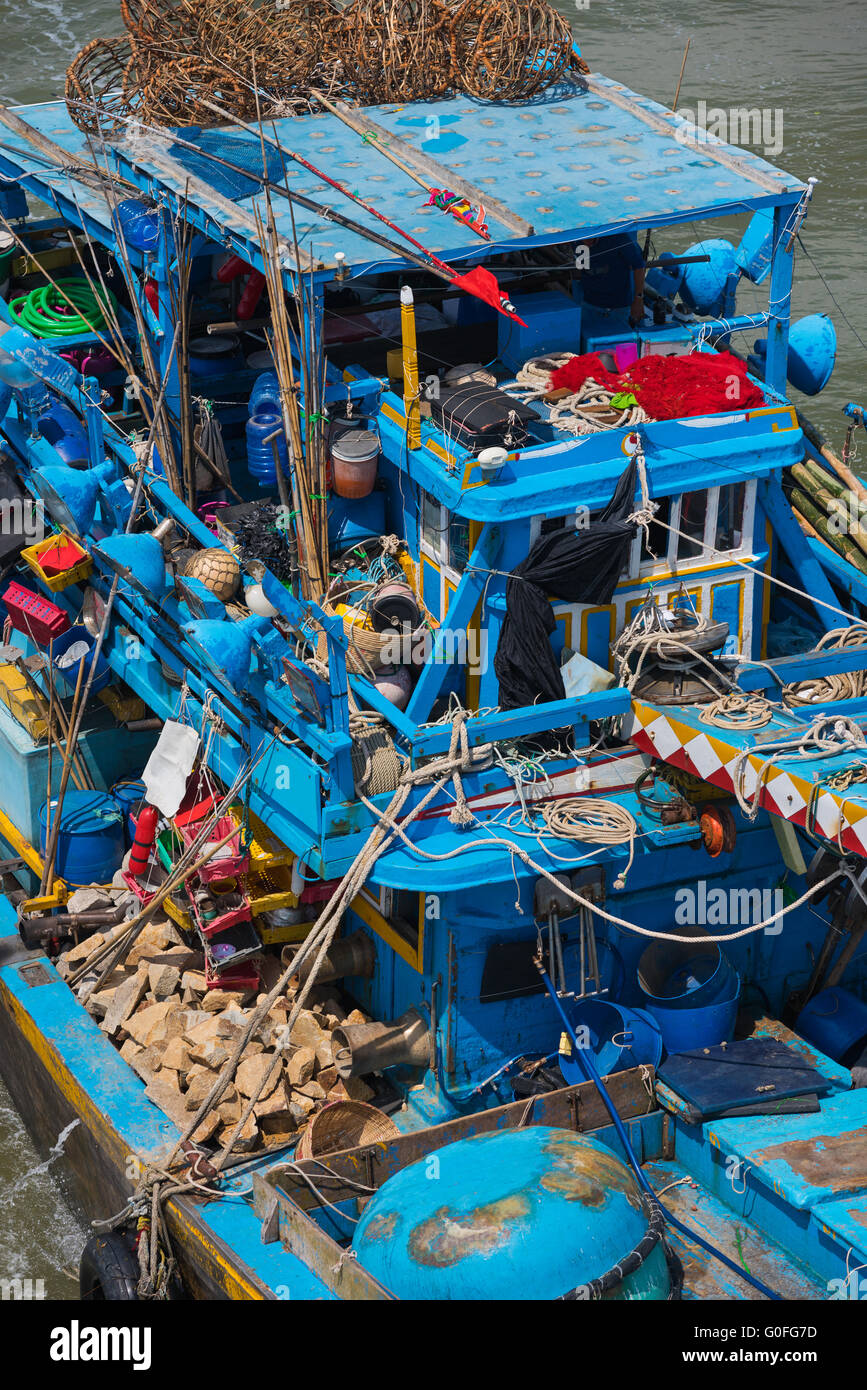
[296,1100,400,1160]
[317,602,393,676]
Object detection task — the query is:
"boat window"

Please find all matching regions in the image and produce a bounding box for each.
[421,491,443,552]
[383,888,420,952]
[677,491,708,559]
[540,515,566,536]
[448,515,470,574]
[715,482,745,551]
[642,495,672,564]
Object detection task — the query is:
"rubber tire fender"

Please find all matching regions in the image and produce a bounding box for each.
[79,1232,140,1301]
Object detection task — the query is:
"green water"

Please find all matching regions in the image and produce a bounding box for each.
[0,0,863,1297]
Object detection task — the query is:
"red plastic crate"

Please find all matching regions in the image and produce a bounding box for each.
[3,582,70,645]
[204,956,260,990]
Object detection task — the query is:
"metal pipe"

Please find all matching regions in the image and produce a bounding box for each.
[282,929,376,985]
[331,1007,429,1080]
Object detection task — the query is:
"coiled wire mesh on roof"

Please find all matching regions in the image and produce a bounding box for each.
[65,0,591,133]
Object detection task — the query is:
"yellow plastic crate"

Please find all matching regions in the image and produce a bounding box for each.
[247,864,298,918]
[21,532,92,592]
[256,916,313,946]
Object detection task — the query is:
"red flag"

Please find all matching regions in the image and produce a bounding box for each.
[449,265,527,325]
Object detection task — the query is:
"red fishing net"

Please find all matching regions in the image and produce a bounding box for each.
[548,350,765,420]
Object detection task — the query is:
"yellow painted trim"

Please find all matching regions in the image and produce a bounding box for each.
[614,552,760,592]
[553,611,573,651]
[420,554,441,619]
[747,405,799,432]
[381,401,406,429]
[427,438,457,470]
[351,891,424,972]
[761,519,773,657]
[1,978,138,1170]
[0,977,267,1299]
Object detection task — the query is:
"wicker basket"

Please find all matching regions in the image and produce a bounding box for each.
[296,1100,400,1160]
[317,602,393,677]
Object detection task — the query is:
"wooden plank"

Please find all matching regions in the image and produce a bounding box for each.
[251,1172,395,1300]
[266,1066,656,1210]
[582,77,797,197]
[313,94,534,238]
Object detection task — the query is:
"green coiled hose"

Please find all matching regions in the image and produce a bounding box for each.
[9,279,118,339]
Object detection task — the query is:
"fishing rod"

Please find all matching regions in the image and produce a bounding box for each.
[65,97,523,322]
[196,95,492,261]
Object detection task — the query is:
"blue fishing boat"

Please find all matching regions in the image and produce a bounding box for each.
[0,0,865,1305]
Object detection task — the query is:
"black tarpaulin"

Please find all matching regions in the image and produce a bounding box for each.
[494,458,638,711]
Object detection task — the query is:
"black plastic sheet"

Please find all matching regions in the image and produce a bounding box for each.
[494,457,638,711]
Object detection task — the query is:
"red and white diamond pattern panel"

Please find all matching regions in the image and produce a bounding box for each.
[626,700,867,859]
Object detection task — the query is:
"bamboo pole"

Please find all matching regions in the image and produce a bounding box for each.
[791,488,867,574]
[798,409,867,505]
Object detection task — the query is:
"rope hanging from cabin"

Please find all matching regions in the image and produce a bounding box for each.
[782,624,867,706]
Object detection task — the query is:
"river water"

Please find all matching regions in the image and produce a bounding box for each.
[0,0,863,1299]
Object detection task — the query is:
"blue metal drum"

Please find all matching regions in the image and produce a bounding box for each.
[351,1127,671,1300]
[39,790,124,887]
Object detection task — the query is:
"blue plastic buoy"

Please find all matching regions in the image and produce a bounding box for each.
[185,618,253,691]
[351,1127,670,1300]
[39,790,124,887]
[752,312,837,396]
[679,239,738,317]
[96,532,167,598]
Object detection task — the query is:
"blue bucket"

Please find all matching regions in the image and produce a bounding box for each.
[638,928,738,1011]
[560,999,663,1083]
[645,975,740,1055]
[112,779,146,847]
[52,625,111,695]
[39,790,124,887]
[796,988,867,1067]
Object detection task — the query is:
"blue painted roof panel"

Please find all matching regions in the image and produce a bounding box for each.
[5,77,806,276]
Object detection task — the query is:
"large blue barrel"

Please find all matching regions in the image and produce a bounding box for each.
[351,1127,670,1300]
[645,978,740,1054]
[39,790,125,887]
[638,928,737,1011]
[796,987,867,1066]
[246,410,288,485]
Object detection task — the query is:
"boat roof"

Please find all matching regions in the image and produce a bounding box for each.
[4,76,806,280]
